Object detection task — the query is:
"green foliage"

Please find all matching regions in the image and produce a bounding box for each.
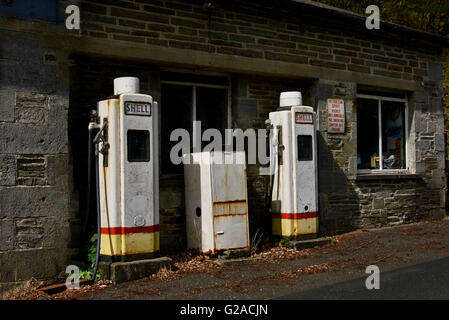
[316,0,449,35]
[79,233,101,281]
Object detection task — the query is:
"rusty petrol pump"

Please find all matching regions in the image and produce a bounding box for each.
[88,77,160,267]
[183,151,250,255]
[267,92,319,239]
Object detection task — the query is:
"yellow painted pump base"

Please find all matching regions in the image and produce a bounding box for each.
[100,230,159,262]
[272,216,319,238]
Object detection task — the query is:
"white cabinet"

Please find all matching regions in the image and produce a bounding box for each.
[183,151,249,253]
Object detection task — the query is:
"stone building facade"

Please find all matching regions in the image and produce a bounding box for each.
[0,0,447,292]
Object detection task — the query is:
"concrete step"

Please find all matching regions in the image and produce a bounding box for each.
[102,257,172,285]
[284,237,332,250]
[212,257,263,266]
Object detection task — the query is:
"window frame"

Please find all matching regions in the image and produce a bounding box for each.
[160,73,231,177]
[160,79,231,136]
[356,93,409,174]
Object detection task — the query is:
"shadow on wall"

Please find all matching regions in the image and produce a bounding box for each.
[316,131,360,235]
[317,128,429,236]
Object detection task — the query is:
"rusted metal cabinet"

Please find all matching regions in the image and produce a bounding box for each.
[183,151,249,253]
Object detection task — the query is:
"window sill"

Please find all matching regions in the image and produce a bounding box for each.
[355,171,421,181]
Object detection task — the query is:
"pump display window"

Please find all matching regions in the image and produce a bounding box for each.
[127,130,150,162]
[297,135,313,161]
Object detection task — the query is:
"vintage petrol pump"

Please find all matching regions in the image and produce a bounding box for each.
[89,77,159,262]
[268,92,319,238]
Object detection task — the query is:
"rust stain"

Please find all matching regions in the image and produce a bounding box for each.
[214,200,247,204]
[214,213,247,218]
[213,200,247,216]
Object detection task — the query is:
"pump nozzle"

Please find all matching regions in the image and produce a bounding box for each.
[88,110,101,132]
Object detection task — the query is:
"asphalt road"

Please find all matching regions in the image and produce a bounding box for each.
[25,218,449,300]
[279,256,449,300]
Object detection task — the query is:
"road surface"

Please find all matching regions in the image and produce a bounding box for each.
[279,256,449,300]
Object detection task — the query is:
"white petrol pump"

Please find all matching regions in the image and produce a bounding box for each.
[268,92,319,238]
[89,77,159,262]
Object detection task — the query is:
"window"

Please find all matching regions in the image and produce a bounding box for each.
[357,94,407,171]
[127,130,150,162]
[297,135,313,161]
[161,73,229,174]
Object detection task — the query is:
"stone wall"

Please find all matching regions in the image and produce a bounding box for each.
[312,76,446,235]
[76,0,439,83]
[0,30,71,292]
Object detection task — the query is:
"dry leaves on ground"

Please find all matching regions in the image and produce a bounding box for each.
[275,258,355,279]
[0,278,44,300]
[1,279,113,300]
[147,253,224,282]
[44,280,112,300]
[252,244,314,263]
[418,241,446,250]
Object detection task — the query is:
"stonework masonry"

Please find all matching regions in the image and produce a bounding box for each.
[76,0,439,84]
[0,30,72,293]
[0,0,446,292]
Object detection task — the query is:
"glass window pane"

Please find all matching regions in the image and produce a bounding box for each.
[297,135,313,161]
[381,101,406,169]
[161,84,192,174]
[357,99,379,169]
[195,87,228,150]
[127,130,150,162]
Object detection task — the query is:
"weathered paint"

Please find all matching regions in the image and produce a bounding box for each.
[213,200,249,251]
[269,106,319,237]
[97,91,159,258]
[100,231,159,256]
[271,213,319,237]
[184,151,250,254]
[213,200,247,216]
[213,214,249,251]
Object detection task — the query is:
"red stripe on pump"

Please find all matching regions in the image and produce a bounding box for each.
[101,225,159,235]
[272,212,318,219]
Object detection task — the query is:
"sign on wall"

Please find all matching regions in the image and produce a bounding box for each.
[327,99,345,133]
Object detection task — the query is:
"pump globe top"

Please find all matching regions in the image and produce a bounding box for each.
[114,77,140,95]
[280,91,302,107]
